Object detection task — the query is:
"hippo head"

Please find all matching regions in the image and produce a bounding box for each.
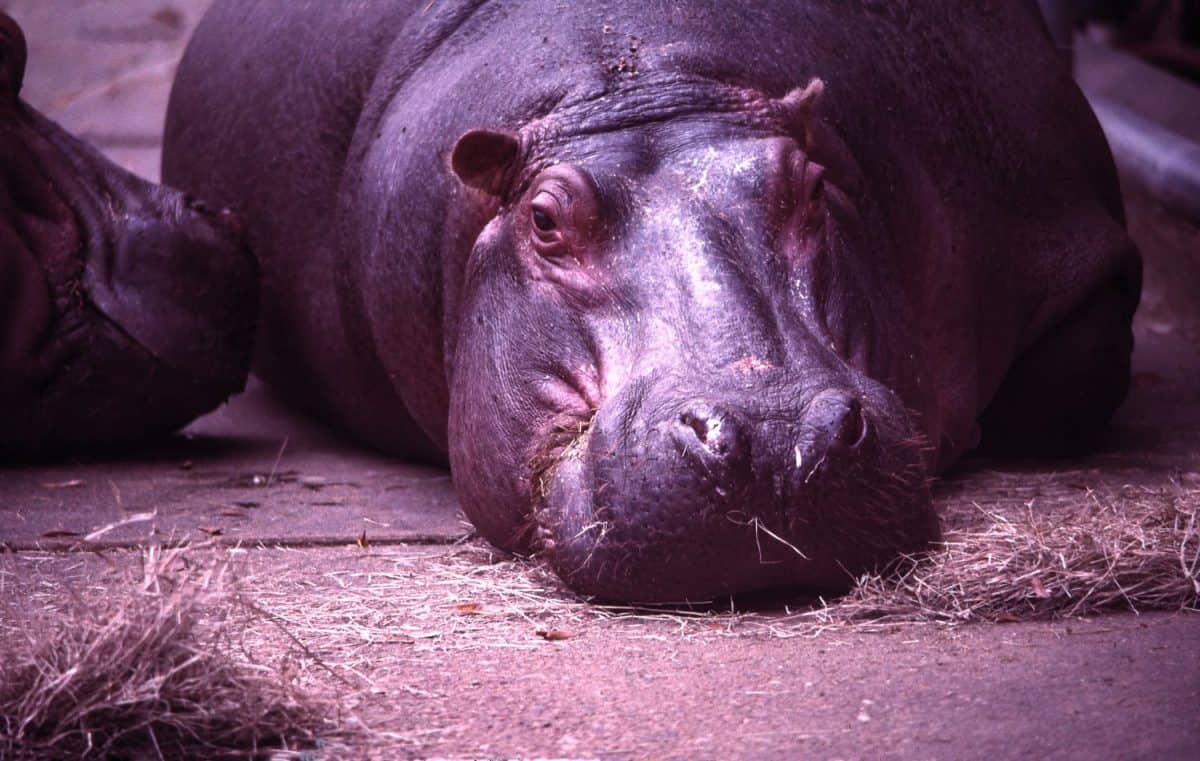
[0,12,257,453]
[445,78,939,602]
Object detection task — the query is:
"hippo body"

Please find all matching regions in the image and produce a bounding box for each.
[0,13,258,455]
[164,0,1140,601]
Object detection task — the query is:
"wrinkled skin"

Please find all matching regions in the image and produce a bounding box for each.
[165,0,1140,602]
[0,12,258,455]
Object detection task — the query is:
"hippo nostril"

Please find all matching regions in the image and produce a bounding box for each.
[832,397,867,449]
[676,405,745,461]
[679,411,710,443]
[807,391,868,451]
[679,410,725,451]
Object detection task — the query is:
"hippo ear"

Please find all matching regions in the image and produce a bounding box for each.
[0,13,27,101]
[451,129,520,196]
[780,78,825,117]
[781,78,864,198]
[779,78,826,143]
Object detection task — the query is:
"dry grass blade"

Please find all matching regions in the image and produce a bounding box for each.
[0,544,336,760]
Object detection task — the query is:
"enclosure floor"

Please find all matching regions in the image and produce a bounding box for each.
[1,1,1198,758]
[3,546,1197,760]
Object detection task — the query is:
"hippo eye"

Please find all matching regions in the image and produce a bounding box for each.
[529,191,566,252]
[532,207,556,232]
[526,168,601,265]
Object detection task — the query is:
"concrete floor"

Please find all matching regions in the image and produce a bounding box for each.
[1,2,1198,759]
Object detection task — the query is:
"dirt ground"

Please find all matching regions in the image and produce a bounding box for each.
[1,1,1198,759]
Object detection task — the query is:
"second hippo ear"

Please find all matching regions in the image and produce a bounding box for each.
[0,13,27,101]
[451,129,520,197]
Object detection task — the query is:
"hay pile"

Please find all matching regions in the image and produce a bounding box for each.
[0,545,335,760]
[344,481,1199,638]
[226,482,1198,658]
[785,480,1200,629]
[0,480,1193,757]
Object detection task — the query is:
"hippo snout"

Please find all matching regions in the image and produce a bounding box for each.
[85,195,258,388]
[536,383,938,603]
[672,392,867,482]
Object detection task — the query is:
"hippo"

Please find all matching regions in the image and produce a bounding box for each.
[0,12,258,456]
[163,0,1140,602]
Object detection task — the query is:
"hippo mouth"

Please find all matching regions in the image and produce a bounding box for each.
[527,383,940,604]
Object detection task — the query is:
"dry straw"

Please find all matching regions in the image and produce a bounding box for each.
[0,480,1195,756]
[0,544,336,760]
[824,482,1200,627]
[244,480,1199,654]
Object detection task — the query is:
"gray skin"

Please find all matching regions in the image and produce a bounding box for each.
[164,0,1140,603]
[0,12,257,455]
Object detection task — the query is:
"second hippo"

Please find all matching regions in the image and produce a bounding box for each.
[0,12,258,455]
